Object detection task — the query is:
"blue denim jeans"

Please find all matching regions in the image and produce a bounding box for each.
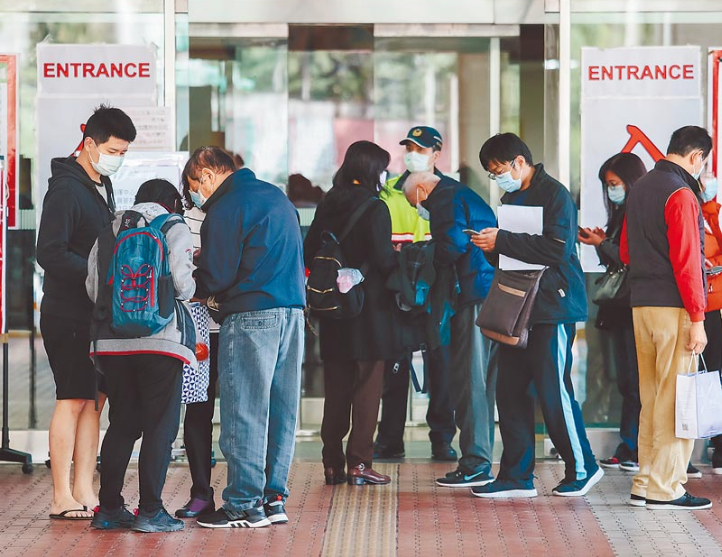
[218,307,303,512]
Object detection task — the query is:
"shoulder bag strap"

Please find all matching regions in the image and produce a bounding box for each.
[337,198,377,243]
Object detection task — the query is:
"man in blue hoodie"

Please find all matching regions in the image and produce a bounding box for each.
[402,170,498,489]
[183,147,306,529]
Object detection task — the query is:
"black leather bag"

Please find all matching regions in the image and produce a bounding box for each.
[475,268,546,349]
[592,266,630,307]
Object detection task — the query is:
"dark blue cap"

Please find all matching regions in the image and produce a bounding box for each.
[400,126,443,150]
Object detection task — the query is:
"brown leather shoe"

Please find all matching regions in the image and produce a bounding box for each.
[347,464,391,486]
[324,467,347,485]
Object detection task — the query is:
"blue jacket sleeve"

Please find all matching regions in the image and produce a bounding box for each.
[494,188,576,266]
[194,213,243,299]
[36,186,89,280]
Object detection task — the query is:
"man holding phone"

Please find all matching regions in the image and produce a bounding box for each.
[402,171,499,489]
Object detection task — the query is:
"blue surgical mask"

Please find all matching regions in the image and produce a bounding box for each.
[607,185,626,205]
[495,161,522,193]
[189,189,207,209]
[702,178,719,203]
[416,190,430,220]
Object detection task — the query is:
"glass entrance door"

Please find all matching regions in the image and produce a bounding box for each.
[185,23,522,429]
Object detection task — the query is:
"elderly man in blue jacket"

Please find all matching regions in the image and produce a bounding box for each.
[183,147,306,529]
[403,171,498,489]
[472,133,601,499]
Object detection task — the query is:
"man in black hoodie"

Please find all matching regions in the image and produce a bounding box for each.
[37,105,136,520]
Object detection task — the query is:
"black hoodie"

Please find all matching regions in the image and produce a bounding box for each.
[37,157,115,321]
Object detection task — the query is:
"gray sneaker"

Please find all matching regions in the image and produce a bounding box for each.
[132,508,184,533]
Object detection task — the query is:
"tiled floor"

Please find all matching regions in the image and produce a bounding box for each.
[3,459,722,556]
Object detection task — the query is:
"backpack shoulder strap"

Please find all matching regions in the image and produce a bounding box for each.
[150,213,185,235]
[337,198,377,243]
[118,210,144,233]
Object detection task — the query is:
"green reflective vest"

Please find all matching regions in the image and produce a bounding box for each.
[379,174,431,244]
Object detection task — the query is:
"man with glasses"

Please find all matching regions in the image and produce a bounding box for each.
[471,132,600,499]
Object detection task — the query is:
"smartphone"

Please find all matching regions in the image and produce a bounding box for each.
[706,266,722,276]
[578,226,590,238]
[462,229,481,236]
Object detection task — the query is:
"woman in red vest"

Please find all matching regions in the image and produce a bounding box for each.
[699,171,722,474]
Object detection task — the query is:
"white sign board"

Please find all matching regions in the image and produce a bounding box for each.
[36,44,158,218]
[111,151,189,211]
[580,46,703,271]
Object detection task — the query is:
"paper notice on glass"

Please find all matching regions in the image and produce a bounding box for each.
[497,205,545,271]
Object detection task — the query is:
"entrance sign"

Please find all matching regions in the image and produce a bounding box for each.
[35,44,158,218]
[580,46,703,271]
[0,55,18,229]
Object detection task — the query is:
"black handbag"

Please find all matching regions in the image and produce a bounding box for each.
[475,268,546,349]
[592,266,630,307]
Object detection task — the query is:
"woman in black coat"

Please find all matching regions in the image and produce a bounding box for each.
[304,141,401,486]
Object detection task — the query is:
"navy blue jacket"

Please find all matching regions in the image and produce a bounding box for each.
[423,175,496,307]
[495,164,587,325]
[195,168,306,320]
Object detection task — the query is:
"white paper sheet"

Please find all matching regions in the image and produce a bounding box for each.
[497,205,545,271]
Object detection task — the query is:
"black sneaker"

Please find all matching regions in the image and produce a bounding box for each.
[552,468,604,497]
[712,452,722,475]
[373,442,405,460]
[599,456,621,469]
[646,492,712,510]
[132,508,184,533]
[197,506,271,529]
[435,467,494,488]
[90,505,135,530]
[472,479,538,499]
[431,443,458,462]
[263,495,289,525]
[687,463,702,478]
[628,494,646,508]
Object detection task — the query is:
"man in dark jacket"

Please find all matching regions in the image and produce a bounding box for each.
[37,105,136,520]
[620,126,712,510]
[472,132,601,499]
[185,147,306,529]
[403,170,499,488]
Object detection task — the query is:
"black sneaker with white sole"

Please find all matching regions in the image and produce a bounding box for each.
[263,496,289,524]
[628,494,646,507]
[131,508,184,533]
[197,507,271,529]
[646,492,712,510]
[552,467,604,497]
[687,463,702,478]
[435,467,494,488]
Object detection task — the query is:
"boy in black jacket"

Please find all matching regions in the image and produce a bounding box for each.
[37,105,135,520]
[471,133,601,499]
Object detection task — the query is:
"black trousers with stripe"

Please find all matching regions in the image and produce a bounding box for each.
[496,323,598,483]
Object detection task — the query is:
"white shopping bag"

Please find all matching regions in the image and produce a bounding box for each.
[675,354,722,439]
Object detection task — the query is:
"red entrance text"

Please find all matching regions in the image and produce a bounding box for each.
[43,62,151,79]
[588,64,694,81]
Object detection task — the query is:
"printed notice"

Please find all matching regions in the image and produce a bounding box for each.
[123,107,174,151]
[497,205,544,271]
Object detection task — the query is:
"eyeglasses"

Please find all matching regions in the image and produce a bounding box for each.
[487,160,516,181]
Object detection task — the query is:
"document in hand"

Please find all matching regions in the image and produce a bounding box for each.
[497,205,544,271]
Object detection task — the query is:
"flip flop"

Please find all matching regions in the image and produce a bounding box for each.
[49,505,93,520]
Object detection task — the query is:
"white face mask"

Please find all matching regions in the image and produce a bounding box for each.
[404,151,432,173]
[90,141,124,177]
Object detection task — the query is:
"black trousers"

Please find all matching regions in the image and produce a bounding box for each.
[183,332,219,500]
[497,324,597,482]
[702,310,722,452]
[99,353,183,513]
[321,359,385,469]
[376,346,456,449]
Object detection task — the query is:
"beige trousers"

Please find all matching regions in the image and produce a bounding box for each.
[631,306,695,501]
